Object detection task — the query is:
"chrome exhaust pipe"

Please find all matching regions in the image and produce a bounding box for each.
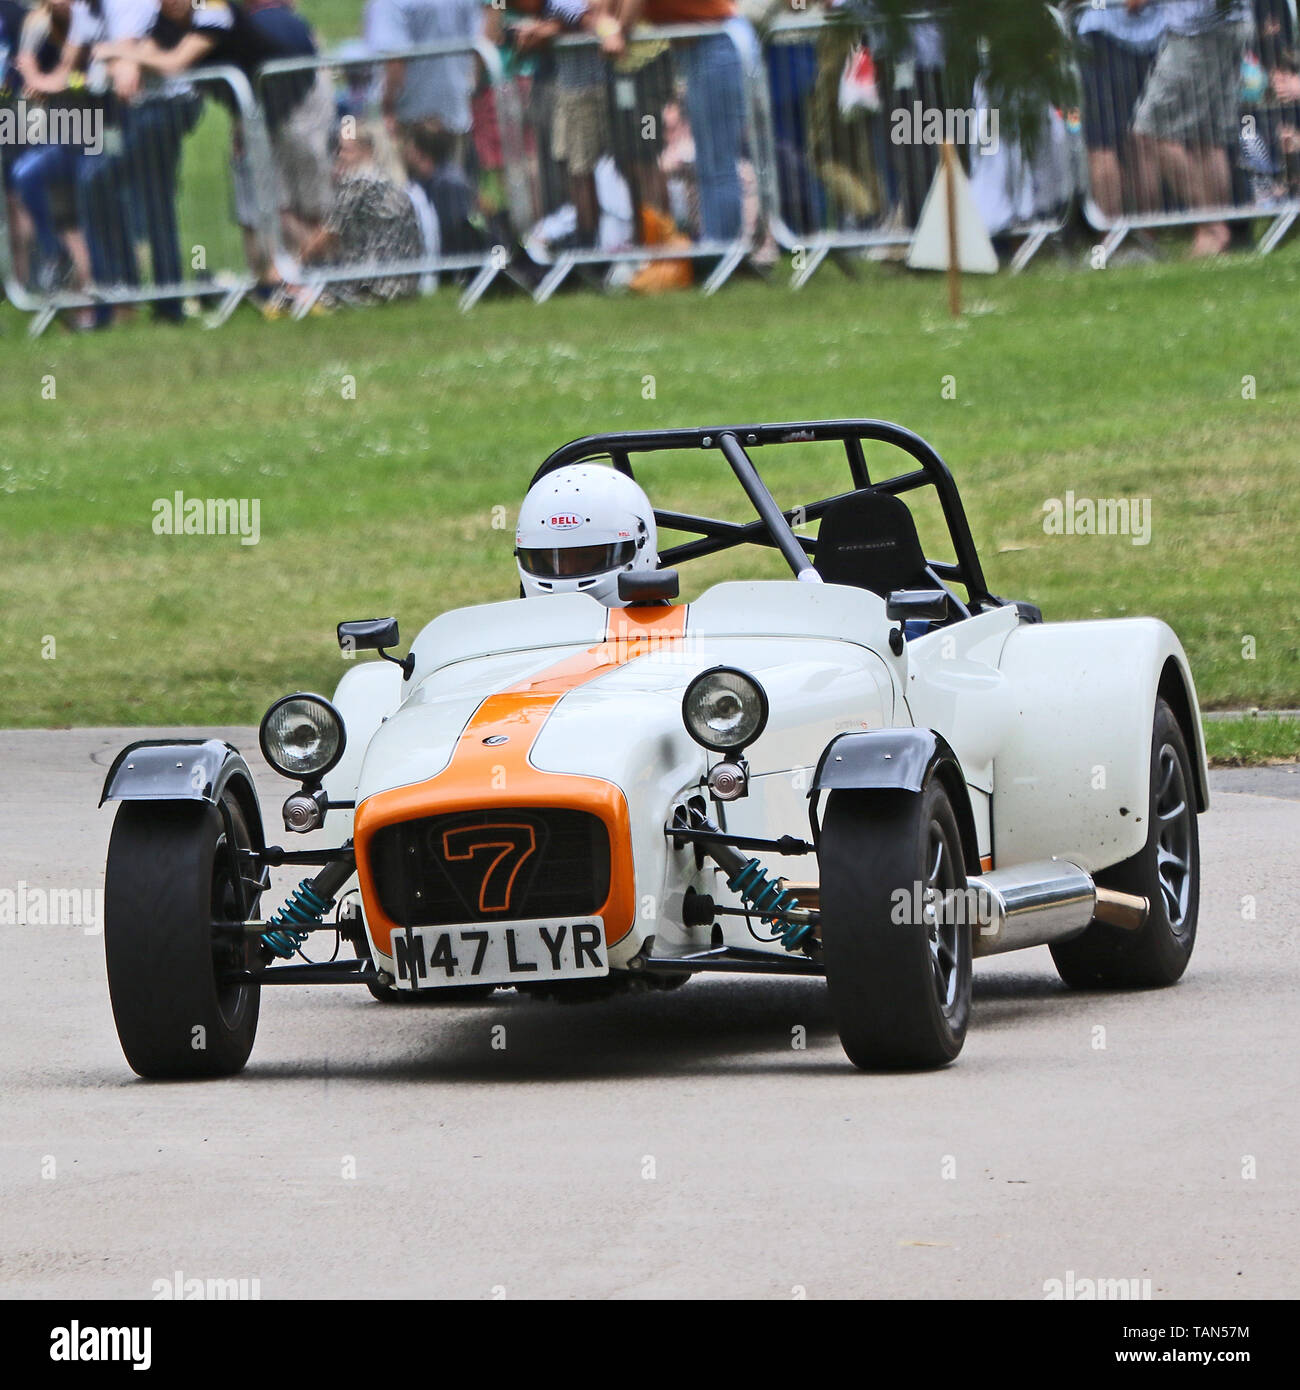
[772,864,1147,956]
[968,860,1144,958]
[1094,887,1148,931]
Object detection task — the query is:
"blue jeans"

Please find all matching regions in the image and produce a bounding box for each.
[678,29,747,243]
[78,97,200,316]
[12,143,85,262]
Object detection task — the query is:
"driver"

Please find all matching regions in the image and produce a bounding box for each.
[515,464,659,607]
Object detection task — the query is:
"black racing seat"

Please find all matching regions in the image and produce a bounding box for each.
[813,490,934,597]
[813,491,1041,629]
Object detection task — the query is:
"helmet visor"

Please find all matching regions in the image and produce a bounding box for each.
[518,540,637,579]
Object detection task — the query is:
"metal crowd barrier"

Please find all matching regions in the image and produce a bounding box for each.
[256,37,527,315]
[1069,0,1300,257]
[0,65,276,336]
[972,4,1077,274]
[503,22,760,300]
[13,6,1296,332]
[756,9,1075,287]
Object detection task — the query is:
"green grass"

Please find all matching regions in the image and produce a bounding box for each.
[176,103,246,288]
[1203,716,1300,766]
[1,248,1298,755]
[299,0,368,47]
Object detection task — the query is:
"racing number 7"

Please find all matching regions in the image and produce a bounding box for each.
[441,823,538,914]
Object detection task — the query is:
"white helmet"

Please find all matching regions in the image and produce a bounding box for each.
[515,464,658,607]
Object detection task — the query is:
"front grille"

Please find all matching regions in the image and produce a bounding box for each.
[368,808,611,928]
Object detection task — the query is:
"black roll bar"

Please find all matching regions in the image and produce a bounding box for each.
[529,420,992,604]
[715,431,821,583]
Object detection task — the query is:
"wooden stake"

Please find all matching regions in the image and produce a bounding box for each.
[942,140,960,319]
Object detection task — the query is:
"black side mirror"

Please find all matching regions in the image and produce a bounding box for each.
[618,569,680,604]
[885,589,949,623]
[338,617,400,652]
[337,618,413,679]
[885,589,948,655]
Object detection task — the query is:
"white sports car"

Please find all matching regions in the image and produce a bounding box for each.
[100,420,1208,1076]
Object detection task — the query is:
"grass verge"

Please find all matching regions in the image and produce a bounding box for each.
[2,245,1297,734]
[1203,716,1300,767]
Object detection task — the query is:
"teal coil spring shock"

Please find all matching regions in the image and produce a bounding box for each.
[261,879,331,959]
[726,859,813,952]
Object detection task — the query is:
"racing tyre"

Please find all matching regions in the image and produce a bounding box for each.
[819,780,972,1070]
[1050,699,1198,989]
[104,798,262,1078]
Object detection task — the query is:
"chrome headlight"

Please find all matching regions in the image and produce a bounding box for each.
[259,694,345,780]
[682,667,769,754]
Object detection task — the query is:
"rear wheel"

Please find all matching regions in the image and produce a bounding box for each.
[819,780,972,1070]
[104,798,262,1078]
[1050,699,1199,988]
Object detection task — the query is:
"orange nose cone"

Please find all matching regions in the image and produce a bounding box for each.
[354,605,687,959]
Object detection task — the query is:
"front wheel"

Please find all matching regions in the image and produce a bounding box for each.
[819,780,973,1070]
[104,798,262,1078]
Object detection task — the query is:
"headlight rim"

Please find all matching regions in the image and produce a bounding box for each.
[259,692,347,782]
[681,665,770,754]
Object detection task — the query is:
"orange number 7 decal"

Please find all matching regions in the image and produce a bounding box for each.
[441,823,538,914]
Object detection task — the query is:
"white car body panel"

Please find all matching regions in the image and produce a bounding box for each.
[407,593,607,688]
[901,604,1021,795]
[320,580,1207,977]
[320,661,403,839]
[990,617,1207,870]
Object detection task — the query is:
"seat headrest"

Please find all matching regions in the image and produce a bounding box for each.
[814,490,930,597]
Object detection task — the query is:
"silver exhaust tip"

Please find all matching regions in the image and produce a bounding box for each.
[968,860,1146,958]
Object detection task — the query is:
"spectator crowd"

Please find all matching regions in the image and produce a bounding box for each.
[0,0,1296,326]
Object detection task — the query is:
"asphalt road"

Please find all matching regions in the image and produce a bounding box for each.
[1,729,1297,1300]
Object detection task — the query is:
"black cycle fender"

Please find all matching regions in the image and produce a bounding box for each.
[100,739,265,851]
[810,728,980,873]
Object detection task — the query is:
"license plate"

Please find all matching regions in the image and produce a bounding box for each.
[390,918,607,990]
